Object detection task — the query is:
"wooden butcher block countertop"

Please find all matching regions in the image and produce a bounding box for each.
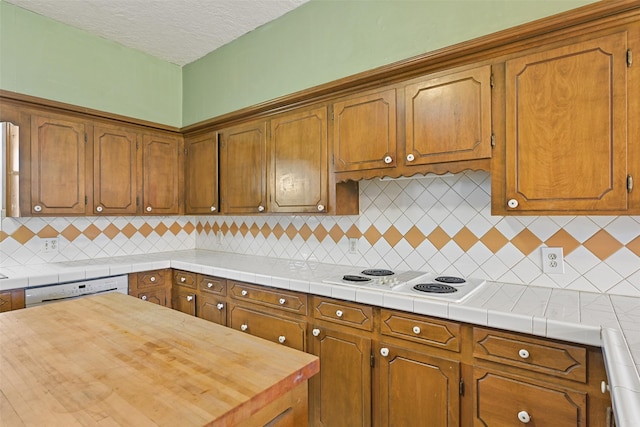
[0,293,319,426]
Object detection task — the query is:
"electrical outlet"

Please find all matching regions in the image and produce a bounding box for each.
[216,231,223,244]
[348,238,358,254]
[541,247,564,274]
[42,237,59,253]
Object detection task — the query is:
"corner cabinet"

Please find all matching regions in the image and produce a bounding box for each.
[184,131,218,215]
[30,113,90,215]
[219,120,268,214]
[270,107,328,213]
[494,26,639,214]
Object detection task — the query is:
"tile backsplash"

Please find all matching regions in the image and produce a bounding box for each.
[1,171,639,297]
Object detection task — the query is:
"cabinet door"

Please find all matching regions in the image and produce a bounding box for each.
[219,121,267,214]
[309,325,372,427]
[185,131,218,214]
[172,286,196,316]
[142,133,181,215]
[333,88,397,172]
[405,65,492,165]
[197,293,227,326]
[93,124,139,215]
[30,114,88,215]
[505,31,629,212]
[376,344,460,427]
[474,369,586,427]
[270,107,328,213]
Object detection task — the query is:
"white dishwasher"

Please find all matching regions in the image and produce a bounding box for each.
[25,275,128,308]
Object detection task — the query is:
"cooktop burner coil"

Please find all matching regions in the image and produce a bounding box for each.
[434,276,466,284]
[343,275,372,282]
[413,283,458,294]
[361,269,394,276]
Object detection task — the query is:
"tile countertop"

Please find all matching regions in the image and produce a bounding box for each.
[1,249,639,426]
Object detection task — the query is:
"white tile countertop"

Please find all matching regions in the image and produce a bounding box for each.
[1,249,639,426]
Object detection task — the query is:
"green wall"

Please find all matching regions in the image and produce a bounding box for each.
[0,0,599,128]
[0,0,182,127]
[182,0,597,126]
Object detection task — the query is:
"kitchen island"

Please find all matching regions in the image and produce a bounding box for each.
[0,292,319,426]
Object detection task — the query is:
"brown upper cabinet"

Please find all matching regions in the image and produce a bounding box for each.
[333,88,398,173]
[219,120,268,214]
[493,25,639,215]
[142,133,182,215]
[332,64,493,182]
[184,131,218,215]
[30,113,90,216]
[93,123,140,215]
[270,106,328,213]
[404,65,492,166]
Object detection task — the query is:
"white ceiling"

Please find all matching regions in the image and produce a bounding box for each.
[5,0,310,66]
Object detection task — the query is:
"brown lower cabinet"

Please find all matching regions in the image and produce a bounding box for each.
[0,289,25,312]
[166,270,613,427]
[128,269,171,307]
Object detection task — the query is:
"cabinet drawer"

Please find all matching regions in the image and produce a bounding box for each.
[313,297,373,331]
[229,304,306,351]
[474,369,586,427]
[130,287,169,307]
[229,281,306,315]
[473,327,587,383]
[199,275,226,296]
[198,293,227,326]
[136,269,169,289]
[172,287,196,316]
[380,309,460,352]
[173,270,197,289]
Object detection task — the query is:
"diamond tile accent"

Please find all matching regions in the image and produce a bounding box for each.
[627,236,640,257]
[383,225,403,247]
[103,224,120,239]
[313,224,328,242]
[364,225,382,245]
[427,226,450,250]
[329,224,343,243]
[138,223,153,238]
[298,224,312,241]
[261,223,270,238]
[11,225,36,244]
[480,227,509,253]
[404,225,426,249]
[272,224,285,239]
[83,224,102,240]
[230,222,239,236]
[61,225,81,242]
[286,224,298,240]
[37,225,58,238]
[545,229,581,255]
[511,229,542,256]
[239,223,249,237]
[183,222,195,234]
[584,230,624,260]
[345,225,361,239]
[169,222,182,235]
[453,227,477,252]
[155,223,168,237]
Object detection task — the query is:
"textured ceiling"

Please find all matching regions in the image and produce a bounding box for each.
[5,0,310,66]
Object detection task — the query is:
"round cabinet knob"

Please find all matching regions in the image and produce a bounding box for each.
[207,282,213,288]
[384,155,393,164]
[210,206,216,212]
[279,298,286,305]
[180,277,186,283]
[601,381,610,394]
[406,153,415,162]
[146,206,152,212]
[240,324,248,332]
[518,349,530,359]
[380,347,390,357]
[335,310,343,318]
[312,328,320,337]
[412,326,421,334]
[278,336,286,344]
[96,206,103,213]
[507,199,519,209]
[517,410,531,424]
[150,276,156,282]
[141,295,147,301]
[216,303,224,310]
[33,205,42,212]
[241,290,248,296]
[317,204,325,212]
[257,205,265,212]
[186,295,193,302]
